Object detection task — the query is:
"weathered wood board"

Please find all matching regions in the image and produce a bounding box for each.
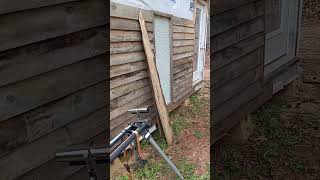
[139,11,173,145]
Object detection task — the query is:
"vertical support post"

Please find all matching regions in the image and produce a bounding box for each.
[139,11,173,145]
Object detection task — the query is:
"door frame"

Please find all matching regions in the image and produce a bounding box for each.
[264,0,301,78]
[192,0,207,85]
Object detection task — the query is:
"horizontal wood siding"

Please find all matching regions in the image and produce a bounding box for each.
[0,0,107,179]
[110,5,155,137]
[212,0,273,143]
[110,3,199,138]
[171,18,195,103]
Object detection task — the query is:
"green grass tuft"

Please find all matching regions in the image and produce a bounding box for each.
[171,114,188,136]
[135,162,161,180]
[189,95,202,115]
[176,158,198,180]
[117,175,129,180]
[194,130,204,139]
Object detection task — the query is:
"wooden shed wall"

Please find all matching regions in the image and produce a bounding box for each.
[0,0,107,179]
[110,3,199,137]
[110,3,156,137]
[211,0,273,143]
[171,18,195,103]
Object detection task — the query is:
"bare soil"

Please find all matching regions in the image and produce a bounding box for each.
[166,82,210,176]
[303,0,320,23]
[212,1,320,178]
[212,77,320,179]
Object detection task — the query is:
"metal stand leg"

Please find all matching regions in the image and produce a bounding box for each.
[144,132,184,180]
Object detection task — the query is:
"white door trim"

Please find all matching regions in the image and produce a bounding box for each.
[193,2,207,85]
[264,0,300,77]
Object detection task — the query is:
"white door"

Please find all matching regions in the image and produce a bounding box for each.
[193,3,207,84]
[154,16,172,104]
[264,0,300,76]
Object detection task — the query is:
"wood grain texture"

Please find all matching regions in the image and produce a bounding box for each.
[211,0,257,15]
[111,17,153,32]
[173,82,192,97]
[212,82,273,144]
[110,70,149,89]
[213,16,264,52]
[173,45,194,54]
[110,2,153,22]
[173,25,195,33]
[214,65,262,106]
[212,0,264,35]
[212,32,264,71]
[172,16,194,27]
[110,99,154,132]
[110,41,144,55]
[18,132,107,180]
[111,91,153,120]
[213,47,264,88]
[173,33,195,40]
[173,40,194,47]
[173,56,193,66]
[0,0,79,15]
[0,108,106,180]
[173,88,193,102]
[173,63,192,75]
[0,55,106,122]
[173,68,193,80]
[213,82,262,124]
[0,27,107,87]
[111,85,152,110]
[174,72,193,84]
[110,51,146,66]
[139,12,173,145]
[173,51,194,61]
[110,61,147,78]
[0,82,106,156]
[173,77,193,92]
[0,0,107,52]
[110,30,153,42]
[211,0,267,142]
[110,78,150,100]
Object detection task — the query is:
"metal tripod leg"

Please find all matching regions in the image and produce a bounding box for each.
[144,132,184,180]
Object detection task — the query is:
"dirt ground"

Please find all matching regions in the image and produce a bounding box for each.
[113,79,210,180]
[212,2,320,179]
[212,76,320,179]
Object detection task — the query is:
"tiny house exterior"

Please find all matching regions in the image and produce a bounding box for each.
[212,0,303,142]
[110,0,210,137]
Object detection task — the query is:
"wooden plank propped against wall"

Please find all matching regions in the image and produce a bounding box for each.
[139,11,173,145]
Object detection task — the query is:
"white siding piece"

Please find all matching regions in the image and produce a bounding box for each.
[111,0,194,20]
[154,17,172,104]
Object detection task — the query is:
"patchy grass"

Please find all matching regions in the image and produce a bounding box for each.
[141,131,168,150]
[117,175,129,180]
[175,158,210,180]
[194,130,204,139]
[113,88,210,179]
[198,167,210,180]
[176,158,197,179]
[135,161,162,179]
[171,113,188,136]
[290,160,306,173]
[251,104,282,140]
[213,92,319,179]
[189,95,202,115]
